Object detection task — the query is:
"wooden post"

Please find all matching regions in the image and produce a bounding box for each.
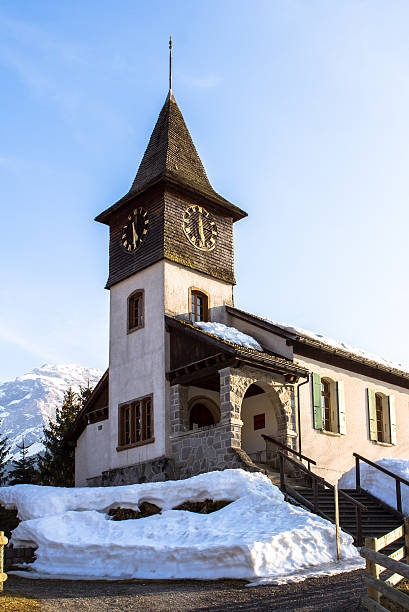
[355,455,361,492]
[334,484,341,560]
[0,531,8,593]
[405,517,409,566]
[279,453,285,492]
[396,480,402,514]
[313,478,319,513]
[366,536,380,603]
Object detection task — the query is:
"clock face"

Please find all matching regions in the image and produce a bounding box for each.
[121,207,149,253]
[182,205,218,251]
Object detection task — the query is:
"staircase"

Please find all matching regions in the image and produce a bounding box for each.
[260,436,408,558]
[294,485,405,556]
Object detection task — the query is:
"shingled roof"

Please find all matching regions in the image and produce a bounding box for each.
[95,93,246,224]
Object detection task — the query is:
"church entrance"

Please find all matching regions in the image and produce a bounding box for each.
[240,383,279,463]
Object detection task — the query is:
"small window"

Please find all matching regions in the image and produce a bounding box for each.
[118,395,153,448]
[253,413,265,431]
[375,393,390,443]
[368,390,396,444]
[190,290,208,323]
[128,290,144,332]
[321,379,334,432]
[188,397,220,430]
[313,374,344,433]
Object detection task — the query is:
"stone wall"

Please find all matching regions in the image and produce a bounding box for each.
[87,456,177,487]
[87,365,297,486]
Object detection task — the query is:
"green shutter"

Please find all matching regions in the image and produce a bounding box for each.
[388,396,397,445]
[337,381,346,434]
[312,373,323,430]
[368,389,377,441]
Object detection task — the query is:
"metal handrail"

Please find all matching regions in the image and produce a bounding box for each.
[354,452,408,514]
[278,449,367,545]
[262,434,316,470]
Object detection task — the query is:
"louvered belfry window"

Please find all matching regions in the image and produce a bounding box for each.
[128,290,144,332]
[118,396,153,448]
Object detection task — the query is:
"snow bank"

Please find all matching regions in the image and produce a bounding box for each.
[0,470,362,581]
[194,322,263,351]
[339,459,409,515]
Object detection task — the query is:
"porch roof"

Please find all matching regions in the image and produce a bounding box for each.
[165,316,309,382]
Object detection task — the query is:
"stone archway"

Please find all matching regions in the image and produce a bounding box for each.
[219,365,297,456]
[240,383,281,460]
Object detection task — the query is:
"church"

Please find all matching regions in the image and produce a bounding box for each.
[68,77,409,488]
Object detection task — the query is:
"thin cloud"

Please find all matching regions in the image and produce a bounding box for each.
[181,73,222,89]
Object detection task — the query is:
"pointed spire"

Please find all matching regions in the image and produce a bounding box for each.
[129,93,215,195]
[95,44,247,225]
[169,36,173,95]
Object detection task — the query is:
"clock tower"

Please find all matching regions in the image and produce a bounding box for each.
[93,87,247,479]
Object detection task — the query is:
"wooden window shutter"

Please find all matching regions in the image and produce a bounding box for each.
[312,373,323,430]
[336,381,346,434]
[367,389,377,440]
[388,395,397,445]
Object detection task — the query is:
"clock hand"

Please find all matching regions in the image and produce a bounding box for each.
[132,222,138,248]
[198,215,205,245]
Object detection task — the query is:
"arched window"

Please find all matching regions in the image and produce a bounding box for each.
[190,289,208,323]
[128,290,144,332]
[188,398,220,430]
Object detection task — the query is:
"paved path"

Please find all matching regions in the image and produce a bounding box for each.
[5,570,366,611]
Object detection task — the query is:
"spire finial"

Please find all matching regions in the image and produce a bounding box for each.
[169,36,173,94]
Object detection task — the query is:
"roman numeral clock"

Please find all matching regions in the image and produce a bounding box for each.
[121,207,149,252]
[182,205,218,251]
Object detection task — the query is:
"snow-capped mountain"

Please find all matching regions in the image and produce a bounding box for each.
[0,364,103,461]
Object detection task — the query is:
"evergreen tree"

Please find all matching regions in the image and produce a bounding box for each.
[38,387,83,487]
[8,439,39,485]
[0,428,9,485]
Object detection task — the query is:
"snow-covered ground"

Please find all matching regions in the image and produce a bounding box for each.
[0,470,363,582]
[194,322,263,351]
[339,459,409,515]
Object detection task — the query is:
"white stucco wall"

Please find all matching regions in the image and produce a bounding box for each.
[241,393,279,455]
[75,421,111,486]
[164,260,234,318]
[108,262,167,470]
[77,258,238,484]
[296,354,409,484]
[227,313,293,359]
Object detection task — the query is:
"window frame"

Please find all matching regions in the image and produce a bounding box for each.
[189,288,209,323]
[320,377,339,434]
[127,289,144,334]
[188,396,220,430]
[375,392,390,444]
[117,394,154,450]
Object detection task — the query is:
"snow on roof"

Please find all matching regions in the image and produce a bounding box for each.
[268,319,409,375]
[194,322,263,351]
[0,469,362,581]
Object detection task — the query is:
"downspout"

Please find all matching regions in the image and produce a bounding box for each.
[296,374,310,457]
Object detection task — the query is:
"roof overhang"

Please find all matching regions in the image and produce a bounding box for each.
[165,316,309,382]
[95,173,247,225]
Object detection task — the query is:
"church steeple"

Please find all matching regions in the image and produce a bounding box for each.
[95,94,246,225]
[130,93,215,197]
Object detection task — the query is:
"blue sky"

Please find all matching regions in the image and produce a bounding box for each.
[1,1,409,381]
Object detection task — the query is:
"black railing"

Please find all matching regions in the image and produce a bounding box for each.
[354,453,408,514]
[278,450,367,545]
[261,434,316,471]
